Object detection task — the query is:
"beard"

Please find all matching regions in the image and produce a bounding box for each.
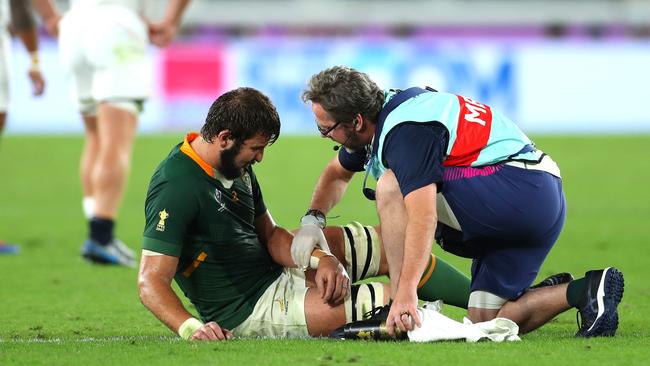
[219,142,246,180]
[342,130,366,151]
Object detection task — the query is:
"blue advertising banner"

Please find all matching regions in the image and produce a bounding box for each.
[231,38,516,134]
[5,37,649,135]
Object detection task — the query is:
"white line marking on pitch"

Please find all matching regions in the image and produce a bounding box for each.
[0,336,182,344]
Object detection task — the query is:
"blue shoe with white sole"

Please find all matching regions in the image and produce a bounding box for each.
[575,267,624,337]
[81,238,135,267]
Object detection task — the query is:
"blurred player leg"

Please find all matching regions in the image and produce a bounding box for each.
[1,0,45,254]
[60,4,149,266]
[92,103,137,219]
[0,24,9,136]
[81,103,137,266]
[0,111,5,136]
[80,113,98,219]
[0,240,20,254]
[0,13,15,253]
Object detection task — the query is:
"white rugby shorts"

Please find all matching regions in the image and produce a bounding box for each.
[58,4,151,110]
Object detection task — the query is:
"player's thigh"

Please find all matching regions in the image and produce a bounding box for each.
[443,165,566,239]
[470,241,555,300]
[85,7,151,101]
[58,11,96,113]
[233,268,311,338]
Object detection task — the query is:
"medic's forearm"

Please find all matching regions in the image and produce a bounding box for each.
[399,185,438,289]
[310,156,355,214]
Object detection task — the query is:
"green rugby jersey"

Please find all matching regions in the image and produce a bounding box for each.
[143,133,282,329]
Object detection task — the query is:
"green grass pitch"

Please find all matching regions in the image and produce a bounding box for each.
[0,134,649,365]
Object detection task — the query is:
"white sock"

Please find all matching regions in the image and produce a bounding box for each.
[82,197,95,219]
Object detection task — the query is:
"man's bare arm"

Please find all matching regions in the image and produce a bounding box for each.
[309,156,355,214]
[138,253,232,340]
[255,211,295,267]
[385,184,438,335]
[11,0,45,96]
[30,0,61,36]
[138,254,194,332]
[148,0,191,47]
[163,0,191,26]
[255,211,350,304]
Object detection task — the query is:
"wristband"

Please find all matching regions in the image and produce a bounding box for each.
[309,248,334,269]
[302,208,326,228]
[178,317,203,340]
[29,51,40,72]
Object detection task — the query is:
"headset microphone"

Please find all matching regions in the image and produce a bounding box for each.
[332,119,358,152]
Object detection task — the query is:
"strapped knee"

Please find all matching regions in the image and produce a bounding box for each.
[103,100,143,116]
[345,282,386,323]
[343,222,381,282]
[79,98,97,116]
[468,290,507,310]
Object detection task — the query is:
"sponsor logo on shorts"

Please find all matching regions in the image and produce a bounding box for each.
[275,298,288,315]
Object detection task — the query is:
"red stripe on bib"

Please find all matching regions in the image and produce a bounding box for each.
[444,95,493,166]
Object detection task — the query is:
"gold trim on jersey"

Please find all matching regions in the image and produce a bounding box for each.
[182,251,208,277]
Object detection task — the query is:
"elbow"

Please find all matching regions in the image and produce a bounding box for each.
[137,275,152,308]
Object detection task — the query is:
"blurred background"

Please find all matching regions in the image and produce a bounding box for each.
[5,0,650,135]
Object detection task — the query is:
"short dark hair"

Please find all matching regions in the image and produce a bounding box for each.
[302,66,384,125]
[201,87,281,145]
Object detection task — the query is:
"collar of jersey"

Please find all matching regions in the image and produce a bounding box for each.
[180,132,235,188]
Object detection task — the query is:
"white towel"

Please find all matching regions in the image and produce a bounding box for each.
[407,301,520,343]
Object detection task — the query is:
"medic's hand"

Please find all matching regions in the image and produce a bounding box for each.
[385,287,422,338]
[291,214,329,270]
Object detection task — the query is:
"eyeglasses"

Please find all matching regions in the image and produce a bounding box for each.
[316,121,342,137]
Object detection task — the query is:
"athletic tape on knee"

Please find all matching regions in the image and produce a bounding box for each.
[345,282,386,323]
[79,98,97,116]
[343,222,381,282]
[468,290,507,310]
[105,100,141,116]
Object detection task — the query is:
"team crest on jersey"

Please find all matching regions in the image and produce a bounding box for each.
[156,209,169,232]
[214,189,227,212]
[241,172,252,194]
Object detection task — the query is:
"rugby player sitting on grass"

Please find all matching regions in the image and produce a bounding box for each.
[137,87,475,340]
